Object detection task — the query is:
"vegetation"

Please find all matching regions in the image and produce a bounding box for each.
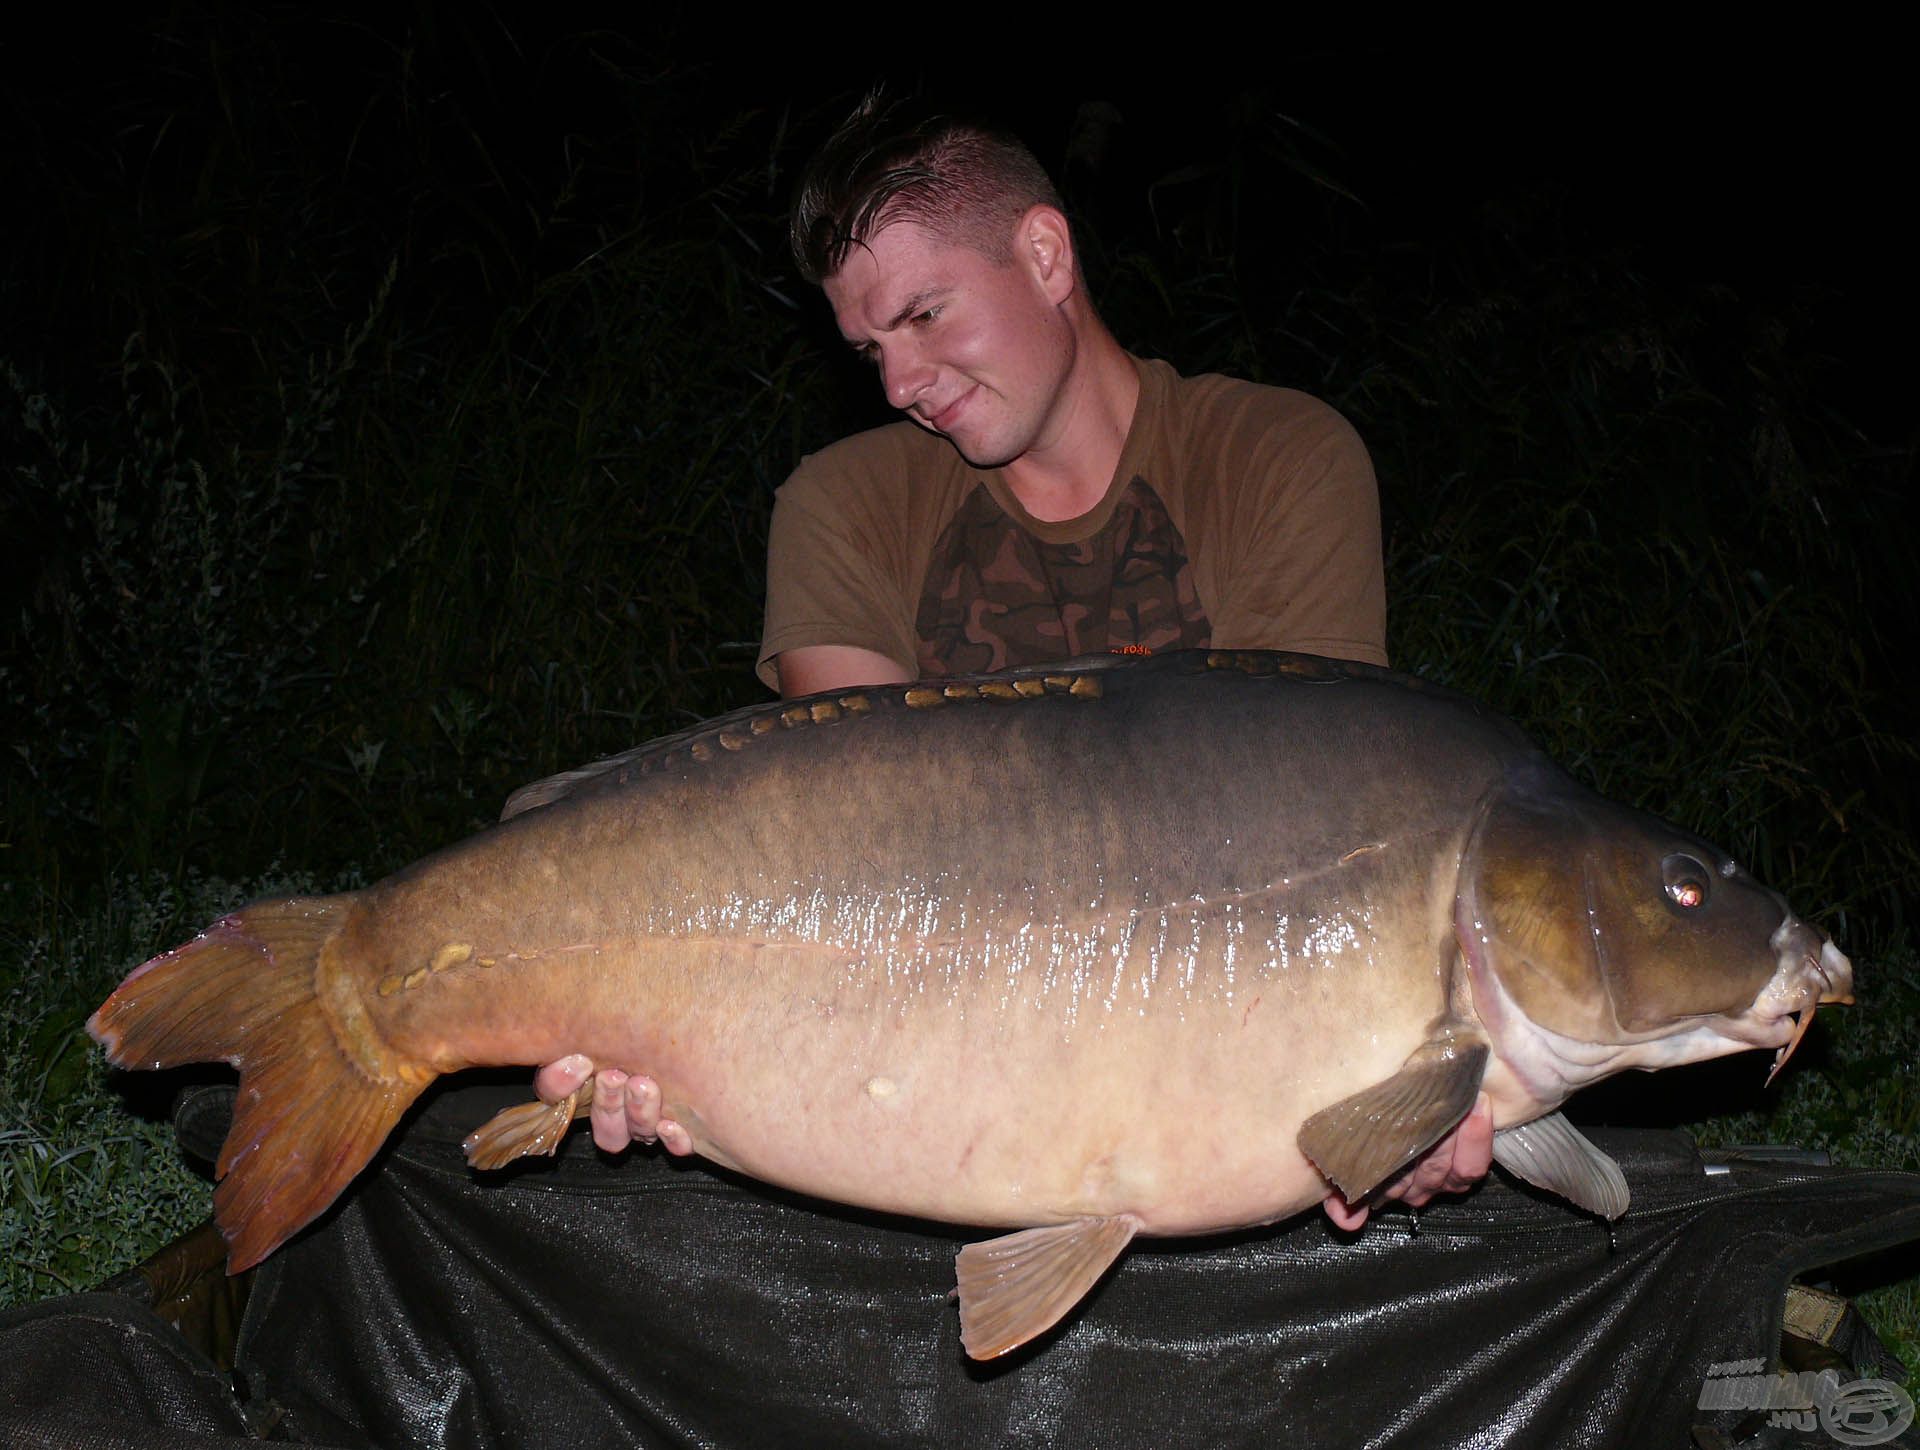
[4,12,1913,1369]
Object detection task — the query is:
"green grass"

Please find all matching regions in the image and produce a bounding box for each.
[3,16,1915,1377]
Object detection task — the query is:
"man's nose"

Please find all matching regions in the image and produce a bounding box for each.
[880,344,935,410]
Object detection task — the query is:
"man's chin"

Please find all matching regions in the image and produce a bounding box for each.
[907,410,1021,469]
[952,444,1019,469]
[940,429,1021,470]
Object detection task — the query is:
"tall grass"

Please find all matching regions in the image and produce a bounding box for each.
[2,18,1914,1363]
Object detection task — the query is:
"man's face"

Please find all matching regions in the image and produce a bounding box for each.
[822,215,1074,470]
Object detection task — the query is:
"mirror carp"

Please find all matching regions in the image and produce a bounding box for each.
[89,649,1853,1359]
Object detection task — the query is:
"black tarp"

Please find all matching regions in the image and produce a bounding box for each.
[6,1082,1920,1448]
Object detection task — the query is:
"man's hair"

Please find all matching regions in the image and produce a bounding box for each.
[789,93,1065,285]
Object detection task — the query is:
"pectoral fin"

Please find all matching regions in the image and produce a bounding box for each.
[1491,1112,1630,1219]
[1298,1032,1490,1202]
[954,1215,1139,1360]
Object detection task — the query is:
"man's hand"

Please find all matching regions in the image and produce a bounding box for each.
[1320,1092,1494,1231]
[774,644,909,699]
[533,1055,693,1156]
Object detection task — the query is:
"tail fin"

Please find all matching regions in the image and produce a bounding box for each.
[88,896,427,1271]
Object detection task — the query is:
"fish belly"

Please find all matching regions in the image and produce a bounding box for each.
[367,887,1446,1237]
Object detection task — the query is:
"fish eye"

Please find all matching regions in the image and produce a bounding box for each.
[1662,854,1711,909]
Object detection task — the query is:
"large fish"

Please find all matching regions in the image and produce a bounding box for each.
[89,650,1852,1359]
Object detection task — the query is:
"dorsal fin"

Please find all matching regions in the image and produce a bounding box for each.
[498,647,1448,823]
[497,652,1146,822]
[500,743,660,820]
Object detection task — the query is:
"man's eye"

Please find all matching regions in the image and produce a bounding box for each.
[912,307,941,325]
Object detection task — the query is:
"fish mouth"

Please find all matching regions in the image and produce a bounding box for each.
[1759,923,1854,1086]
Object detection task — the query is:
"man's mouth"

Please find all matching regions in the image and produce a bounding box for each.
[925,386,977,433]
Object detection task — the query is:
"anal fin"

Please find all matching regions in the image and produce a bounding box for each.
[954,1215,1139,1360]
[1491,1111,1630,1219]
[1298,1032,1490,1202]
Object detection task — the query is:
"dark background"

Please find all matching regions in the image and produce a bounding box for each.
[2,3,1917,1346]
[6,17,1908,425]
[2,10,1911,903]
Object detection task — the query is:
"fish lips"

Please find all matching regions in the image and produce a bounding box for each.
[1753,928,1854,1083]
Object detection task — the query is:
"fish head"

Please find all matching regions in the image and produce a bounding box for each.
[1459,764,1852,1085]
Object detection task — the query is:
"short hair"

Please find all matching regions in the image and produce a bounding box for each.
[789,93,1065,285]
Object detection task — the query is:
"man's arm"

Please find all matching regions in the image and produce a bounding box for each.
[773,644,911,699]
[755,431,930,693]
[1199,386,1387,667]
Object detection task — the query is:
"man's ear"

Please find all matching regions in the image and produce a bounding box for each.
[1017,205,1076,305]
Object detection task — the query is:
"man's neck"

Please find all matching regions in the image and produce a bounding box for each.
[998,333,1141,524]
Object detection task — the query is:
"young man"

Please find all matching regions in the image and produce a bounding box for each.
[764,97,1385,696]
[539,96,1491,1227]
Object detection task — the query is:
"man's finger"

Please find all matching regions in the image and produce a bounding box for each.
[1393,1093,1496,1205]
[588,1068,634,1152]
[1321,1191,1370,1231]
[534,1053,593,1105]
[623,1075,663,1141]
[1450,1094,1495,1184]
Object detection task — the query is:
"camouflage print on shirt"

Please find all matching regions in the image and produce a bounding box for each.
[913,478,1211,677]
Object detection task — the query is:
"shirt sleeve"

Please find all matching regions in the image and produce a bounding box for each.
[1201,389,1388,668]
[757,440,923,691]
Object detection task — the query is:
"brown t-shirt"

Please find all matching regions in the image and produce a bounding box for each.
[757,356,1387,689]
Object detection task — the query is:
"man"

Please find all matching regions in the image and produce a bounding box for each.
[538,95,1491,1228]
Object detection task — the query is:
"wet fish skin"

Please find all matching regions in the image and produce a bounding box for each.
[87,649,1852,1358]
